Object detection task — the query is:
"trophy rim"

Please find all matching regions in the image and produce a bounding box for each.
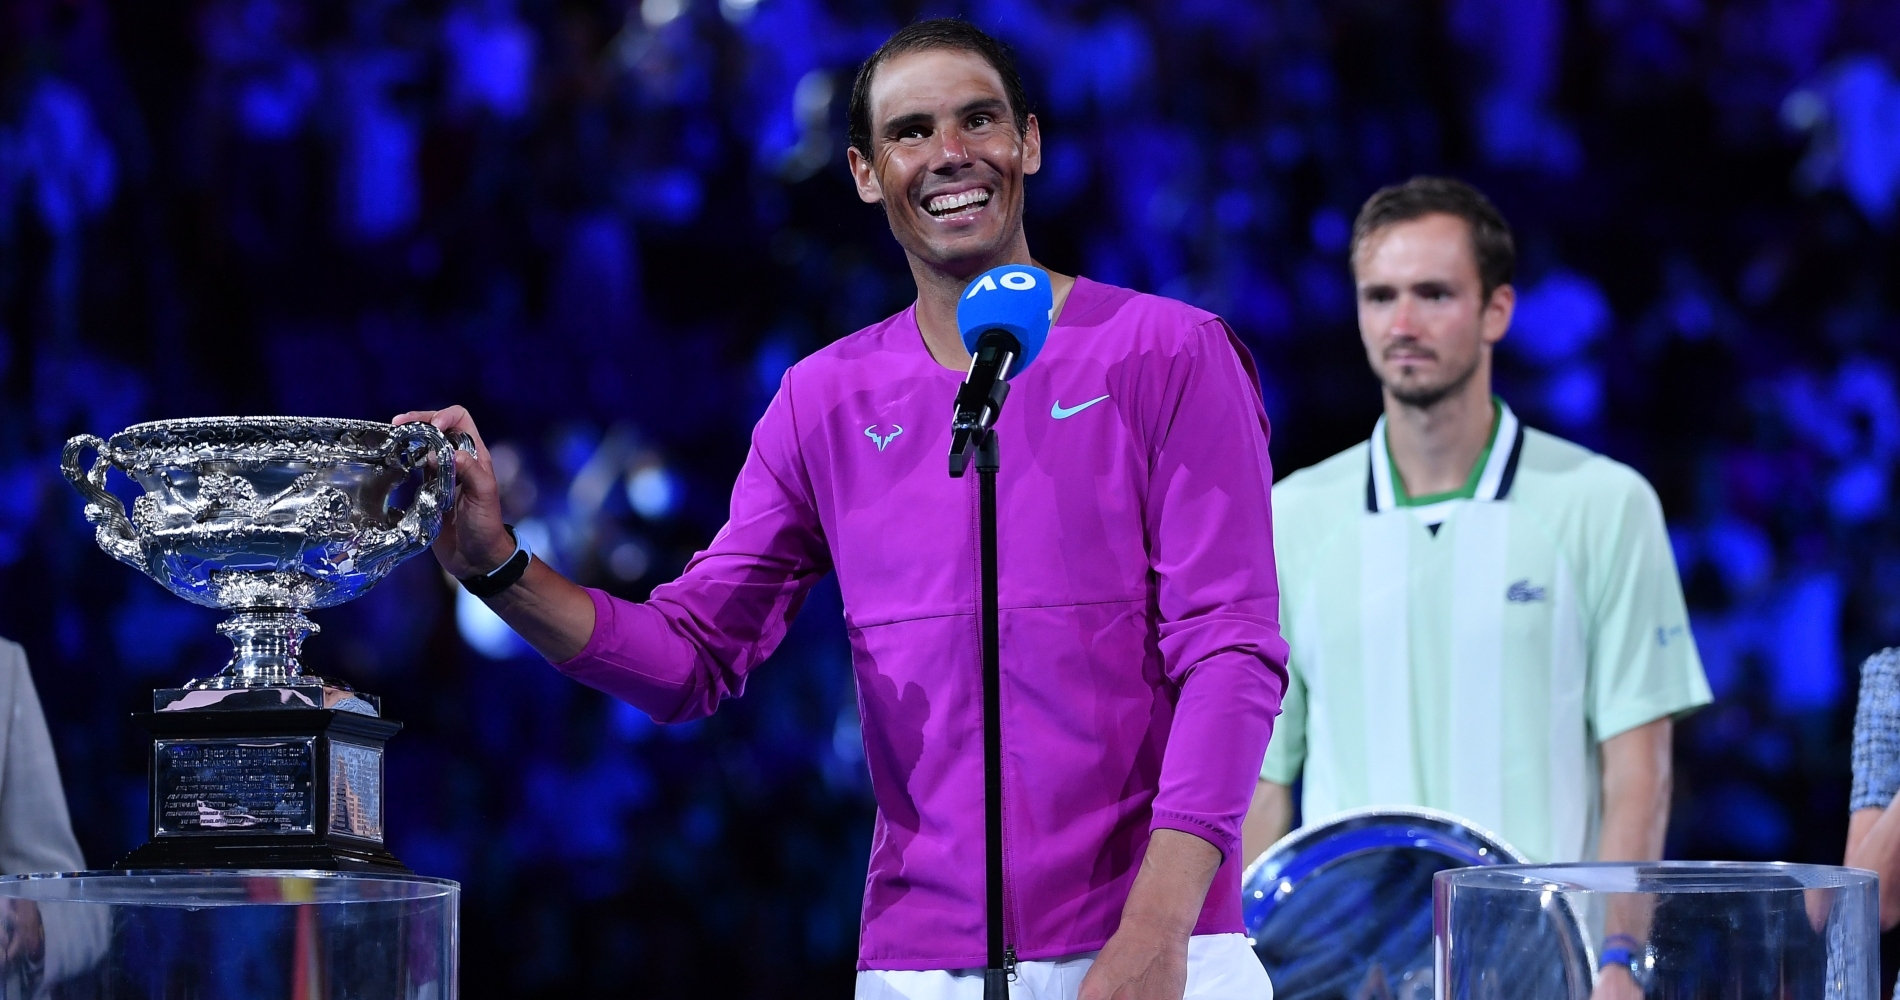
[103,416,424,469]
[114,415,397,439]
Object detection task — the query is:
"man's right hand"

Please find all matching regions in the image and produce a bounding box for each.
[392,406,516,580]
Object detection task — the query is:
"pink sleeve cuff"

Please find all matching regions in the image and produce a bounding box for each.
[1149,810,1236,863]
[549,587,615,674]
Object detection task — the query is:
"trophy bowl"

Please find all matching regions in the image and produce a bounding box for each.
[62,416,459,690]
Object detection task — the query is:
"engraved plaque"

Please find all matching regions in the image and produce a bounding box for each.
[328,740,384,841]
[154,737,316,837]
[129,708,405,871]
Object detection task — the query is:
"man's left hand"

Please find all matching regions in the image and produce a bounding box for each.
[1077,914,1190,1000]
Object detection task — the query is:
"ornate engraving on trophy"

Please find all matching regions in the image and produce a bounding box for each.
[153,738,318,837]
[61,417,459,688]
[328,741,384,841]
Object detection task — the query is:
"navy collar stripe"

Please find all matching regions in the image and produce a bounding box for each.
[1364,450,1379,514]
[1363,401,1525,515]
[1494,421,1526,501]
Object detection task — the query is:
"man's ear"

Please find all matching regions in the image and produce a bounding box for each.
[847,145,883,205]
[1022,113,1042,176]
[1481,283,1515,346]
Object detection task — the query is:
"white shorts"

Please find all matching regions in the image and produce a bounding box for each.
[855,933,1273,1000]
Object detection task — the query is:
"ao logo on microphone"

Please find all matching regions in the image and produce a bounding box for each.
[963,270,1039,298]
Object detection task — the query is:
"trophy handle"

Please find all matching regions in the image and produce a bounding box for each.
[385,422,462,548]
[60,433,147,572]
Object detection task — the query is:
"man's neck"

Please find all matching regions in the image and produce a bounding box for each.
[1382,374,1497,499]
[909,241,1074,371]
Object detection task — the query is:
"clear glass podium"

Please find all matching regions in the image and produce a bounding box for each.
[1434,862,1878,999]
[0,870,457,999]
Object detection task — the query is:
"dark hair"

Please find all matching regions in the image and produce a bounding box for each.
[847,19,1031,159]
[1350,176,1516,299]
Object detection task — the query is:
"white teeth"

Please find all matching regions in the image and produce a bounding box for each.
[926,189,992,216]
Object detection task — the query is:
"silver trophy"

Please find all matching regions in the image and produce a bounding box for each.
[61,416,460,871]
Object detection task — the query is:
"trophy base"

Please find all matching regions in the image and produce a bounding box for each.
[123,701,407,873]
[115,837,410,873]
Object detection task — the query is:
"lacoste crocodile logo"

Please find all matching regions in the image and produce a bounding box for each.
[1506,579,1546,603]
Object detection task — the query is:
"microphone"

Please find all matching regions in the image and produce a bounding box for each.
[949,265,1054,476]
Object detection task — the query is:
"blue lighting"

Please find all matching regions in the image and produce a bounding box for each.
[455,585,529,661]
[4,0,1897,989]
[627,466,677,520]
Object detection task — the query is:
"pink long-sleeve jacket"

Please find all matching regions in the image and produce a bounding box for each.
[554,276,1288,970]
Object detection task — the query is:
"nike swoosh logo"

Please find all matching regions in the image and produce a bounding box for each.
[1050,394,1111,419]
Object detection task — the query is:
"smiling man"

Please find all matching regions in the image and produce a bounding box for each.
[398,18,1285,1000]
[1241,177,1711,996]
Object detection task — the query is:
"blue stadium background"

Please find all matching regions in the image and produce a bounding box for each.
[3,0,1900,994]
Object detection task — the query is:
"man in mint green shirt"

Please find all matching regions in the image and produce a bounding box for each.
[1243,179,1709,989]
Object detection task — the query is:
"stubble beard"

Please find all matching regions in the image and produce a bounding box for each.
[879,155,1025,281]
[890,202,1022,282]
[1384,348,1482,411]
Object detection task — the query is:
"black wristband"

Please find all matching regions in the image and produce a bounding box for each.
[460,525,531,598]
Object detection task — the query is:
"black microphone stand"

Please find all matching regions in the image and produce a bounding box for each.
[949,335,1017,1000]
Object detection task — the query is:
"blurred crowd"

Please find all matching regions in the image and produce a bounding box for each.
[2,0,1899,994]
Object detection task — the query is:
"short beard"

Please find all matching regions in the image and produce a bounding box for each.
[889,205,1021,281]
[1385,350,1481,411]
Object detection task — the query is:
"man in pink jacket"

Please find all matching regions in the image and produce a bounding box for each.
[401,19,1286,1000]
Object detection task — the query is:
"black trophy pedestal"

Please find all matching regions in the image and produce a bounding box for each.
[118,686,407,873]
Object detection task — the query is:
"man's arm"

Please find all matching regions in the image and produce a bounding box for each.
[394,406,597,661]
[1241,780,1293,868]
[1246,651,1306,868]
[1078,321,1288,1000]
[1597,717,1672,862]
[396,392,830,721]
[1579,467,1709,999]
[1078,831,1220,1000]
[1845,650,1900,929]
[0,648,84,877]
[1846,800,1900,929]
[0,644,109,984]
[1590,716,1672,1000]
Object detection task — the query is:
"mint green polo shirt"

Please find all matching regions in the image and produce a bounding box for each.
[1261,401,1712,862]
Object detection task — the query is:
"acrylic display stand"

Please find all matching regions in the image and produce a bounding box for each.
[1434,861,1877,999]
[0,869,456,999]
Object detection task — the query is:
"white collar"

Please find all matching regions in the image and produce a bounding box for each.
[1366,400,1524,525]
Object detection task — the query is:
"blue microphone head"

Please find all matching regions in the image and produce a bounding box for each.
[957,265,1054,373]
